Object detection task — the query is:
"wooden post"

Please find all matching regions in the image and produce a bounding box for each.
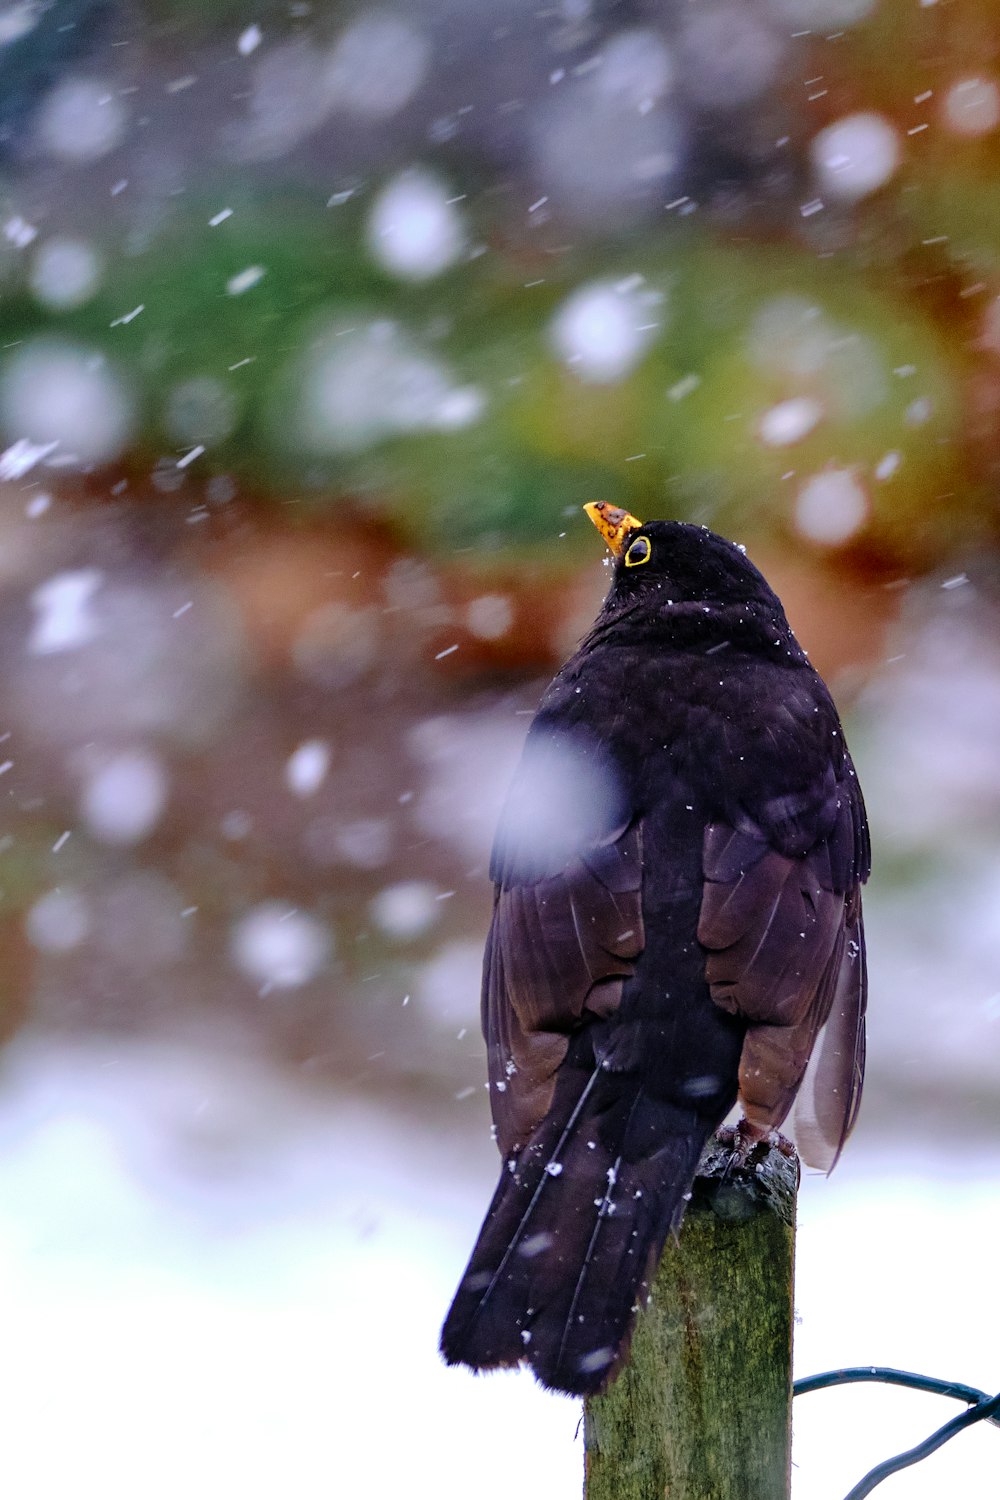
[584,1137,798,1500]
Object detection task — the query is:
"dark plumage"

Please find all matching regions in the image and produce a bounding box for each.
[440,512,869,1398]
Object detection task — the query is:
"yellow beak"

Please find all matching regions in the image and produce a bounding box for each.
[583,502,644,558]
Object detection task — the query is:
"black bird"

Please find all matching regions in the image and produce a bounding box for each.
[440,505,869,1398]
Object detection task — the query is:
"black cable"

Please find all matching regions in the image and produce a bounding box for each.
[793,1366,1000,1498]
[842,1391,1000,1500]
[794,1365,999,1423]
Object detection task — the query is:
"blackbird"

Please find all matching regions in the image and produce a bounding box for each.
[440,505,869,1398]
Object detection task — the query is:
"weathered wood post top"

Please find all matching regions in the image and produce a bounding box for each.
[584,1136,799,1500]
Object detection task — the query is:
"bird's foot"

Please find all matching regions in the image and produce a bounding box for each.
[716,1120,794,1177]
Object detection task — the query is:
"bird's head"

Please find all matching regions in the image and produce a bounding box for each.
[583,503,779,615]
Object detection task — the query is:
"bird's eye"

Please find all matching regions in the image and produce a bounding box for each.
[624,536,651,568]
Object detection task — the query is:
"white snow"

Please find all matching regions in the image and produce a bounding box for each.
[290,320,483,453]
[748,297,831,378]
[367,170,466,283]
[0,2,41,45]
[109,304,144,328]
[165,377,238,446]
[941,75,1000,138]
[236,19,420,152]
[25,888,90,953]
[596,30,675,110]
[904,395,933,426]
[221,810,253,842]
[331,818,393,871]
[465,595,514,641]
[29,237,102,310]
[794,468,869,545]
[578,1347,614,1373]
[17,573,246,753]
[231,904,332,990]
[810,113,901,203]
[326,12,430,121]
[80,749,169,846]
[0,1035,994,1500]
[486,734,625,874]
[36,77,127,162]
[235,40,338,159]
[0,340,134,466]
[370,880,441,941]
[292,603,380,690]
[284,741,331,799]
[747,299,888,419]
[668,374,701,402]
[875,451,901,481]
[0,437,58,479]
[383,557,442,613]
[793,1159,1000,1499]
[758,396,824,448]
[677,3,785,108]
[226,266,266,296]
[518,1231,554,1258]
[28,568,104,655]
[417,940,481,1027]
[0,1035,582,1500]
[861,595,1000,848]
[4,214,37,249]
[549,278,663,384]
[237,23,262,56]
[529,71,682,225]
[409,711,527,864]
[433,386,486,430]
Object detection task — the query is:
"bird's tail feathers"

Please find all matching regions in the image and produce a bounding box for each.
[440,1073,707,1396]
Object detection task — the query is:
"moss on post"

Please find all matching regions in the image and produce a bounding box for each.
[584,1137,798,1500]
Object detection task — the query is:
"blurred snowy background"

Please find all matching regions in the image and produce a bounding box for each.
[0,0,997,1496]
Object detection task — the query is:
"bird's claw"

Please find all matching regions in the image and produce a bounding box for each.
[716,1121,794,1178]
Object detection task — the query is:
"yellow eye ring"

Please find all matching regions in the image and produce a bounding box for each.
[624,536,651,568]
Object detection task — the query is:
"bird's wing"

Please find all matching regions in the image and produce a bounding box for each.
[483,728,643,1157]
[697,761,868,1171]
